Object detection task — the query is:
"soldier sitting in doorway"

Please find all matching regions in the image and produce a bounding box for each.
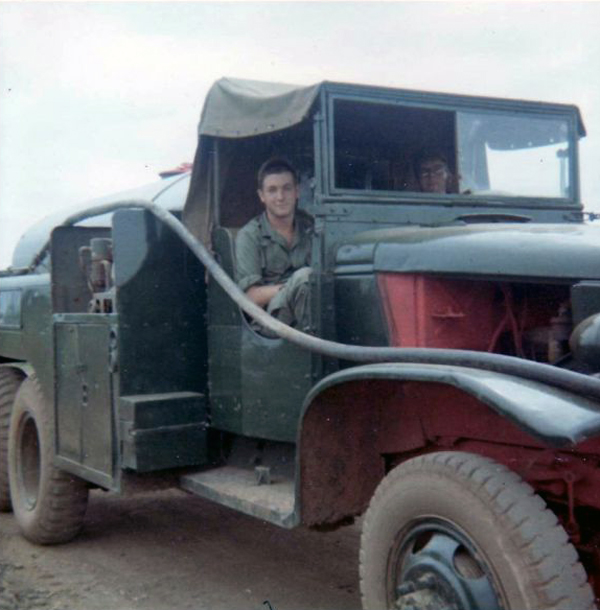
[235,157,313,334]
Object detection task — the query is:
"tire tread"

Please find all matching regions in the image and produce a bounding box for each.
[0,368,25,512]
[8,374,89,545]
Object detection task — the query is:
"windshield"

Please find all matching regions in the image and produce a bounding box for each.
[331,98,574,201]
[457,112,571,198]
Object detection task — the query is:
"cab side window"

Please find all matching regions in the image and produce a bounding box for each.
[333,99,456,194]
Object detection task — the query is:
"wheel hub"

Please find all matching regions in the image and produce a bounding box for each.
[392,522,503,610]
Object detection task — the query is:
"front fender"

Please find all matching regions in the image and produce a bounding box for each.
[302,363,600,448]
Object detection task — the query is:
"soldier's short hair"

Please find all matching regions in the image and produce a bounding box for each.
[257,157,298,189]
[414,149,449,174]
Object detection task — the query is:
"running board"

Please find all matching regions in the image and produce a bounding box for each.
[180,466,297,528]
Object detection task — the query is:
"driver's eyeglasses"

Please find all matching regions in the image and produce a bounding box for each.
[419,164,447,179]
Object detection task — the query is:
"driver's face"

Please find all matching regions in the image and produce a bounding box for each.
[418,159,449,194]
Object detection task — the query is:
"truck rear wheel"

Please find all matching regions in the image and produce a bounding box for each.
[8,375,89,544]
[0,367,25,512]
[360,451,595,610]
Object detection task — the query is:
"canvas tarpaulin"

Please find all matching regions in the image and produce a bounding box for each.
[183,78,322,244]
[198,77,321,138]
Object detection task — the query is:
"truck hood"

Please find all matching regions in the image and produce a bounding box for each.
[335,223,600,281]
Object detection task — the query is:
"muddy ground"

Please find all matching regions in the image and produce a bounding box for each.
[0,488,362,610]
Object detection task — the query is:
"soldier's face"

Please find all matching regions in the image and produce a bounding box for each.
[258,171,299,222]
[418,159,449,194]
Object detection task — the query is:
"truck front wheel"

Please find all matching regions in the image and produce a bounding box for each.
[8,375,89,544]
[360,451,595,610]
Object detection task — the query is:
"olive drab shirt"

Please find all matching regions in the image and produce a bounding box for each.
[235,210,314,291]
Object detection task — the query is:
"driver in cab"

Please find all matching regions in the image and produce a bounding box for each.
[415,150,454,194]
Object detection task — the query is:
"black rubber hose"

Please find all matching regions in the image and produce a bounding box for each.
[27,199,600,403]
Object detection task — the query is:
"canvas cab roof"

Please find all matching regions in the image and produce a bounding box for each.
[183,77,586,243]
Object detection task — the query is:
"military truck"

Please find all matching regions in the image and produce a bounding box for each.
[2,77,600,609]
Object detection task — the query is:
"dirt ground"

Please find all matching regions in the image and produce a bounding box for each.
[0,488,362,610]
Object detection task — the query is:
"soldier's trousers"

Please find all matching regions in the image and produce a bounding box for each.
[264,267,312,334]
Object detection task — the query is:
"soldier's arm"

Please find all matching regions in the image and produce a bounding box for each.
[235,226,283,307]
[245,284,283,308]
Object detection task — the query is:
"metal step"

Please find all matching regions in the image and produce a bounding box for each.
[180,466,297,528]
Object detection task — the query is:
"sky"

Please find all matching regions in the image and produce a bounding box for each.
[1,1,600,268]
